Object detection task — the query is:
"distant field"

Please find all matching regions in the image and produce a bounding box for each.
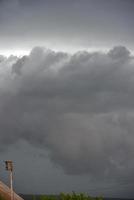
[19,194,134,200]
[19,195,134,200]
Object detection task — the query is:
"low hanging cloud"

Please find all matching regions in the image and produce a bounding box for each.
[0,46,134,179]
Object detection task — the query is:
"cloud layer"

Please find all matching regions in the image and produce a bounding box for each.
[0,46,134,183]
[0,0,134,53]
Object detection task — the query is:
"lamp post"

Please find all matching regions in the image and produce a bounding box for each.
[5,161,14,200]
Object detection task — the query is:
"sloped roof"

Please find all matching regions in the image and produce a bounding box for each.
[0,181,24,200]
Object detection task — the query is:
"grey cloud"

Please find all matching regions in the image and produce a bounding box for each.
[0,46,134,185]
[0,0,134,51]
[12,55,28,75]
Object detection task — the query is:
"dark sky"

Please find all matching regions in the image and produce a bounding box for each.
[0,0,134,54]
[0,0,134,198]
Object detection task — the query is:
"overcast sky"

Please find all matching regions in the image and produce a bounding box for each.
[0,0,134,54]
[0,0,134,198]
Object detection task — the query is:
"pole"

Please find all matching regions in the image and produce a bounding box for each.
[10,170,13,200]
[4,161,14,200]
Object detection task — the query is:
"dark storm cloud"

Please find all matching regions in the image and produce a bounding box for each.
[0,0,134,197]
[0,45,134,189]
[0,0,134,51]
